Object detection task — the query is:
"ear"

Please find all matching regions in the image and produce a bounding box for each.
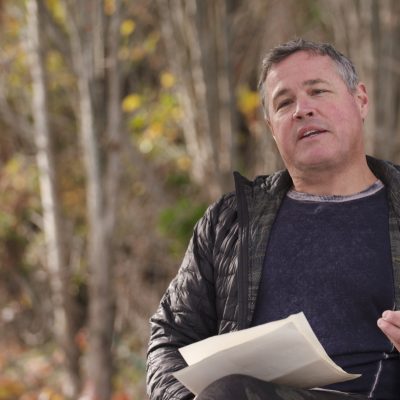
[355,82,368,120]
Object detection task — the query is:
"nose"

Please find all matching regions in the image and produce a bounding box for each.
[292,99,314,120]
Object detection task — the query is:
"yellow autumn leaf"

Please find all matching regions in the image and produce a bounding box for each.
[104,0,116,15]
[122,94,142,112]
[5,156,22,175]
[144,32,160,53]
[176,156,191,171]
[45,0,66,24]
[160,72,176,89]
[237,86,260,116]
[120,19,136,37]
[146,122,163,139]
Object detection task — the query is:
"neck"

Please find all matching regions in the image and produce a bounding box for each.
[290,159,377,196]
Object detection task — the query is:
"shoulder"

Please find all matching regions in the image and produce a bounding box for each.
[200,169,291,229]
[195,192,237,243]
[367,156,400,185]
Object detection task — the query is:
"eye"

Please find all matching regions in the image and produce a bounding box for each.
[276,99,292,110]
[311,88,328,95]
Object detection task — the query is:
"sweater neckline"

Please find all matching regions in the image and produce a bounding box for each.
[287,180,384,203]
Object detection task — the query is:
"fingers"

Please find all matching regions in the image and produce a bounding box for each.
[377,310,400,351]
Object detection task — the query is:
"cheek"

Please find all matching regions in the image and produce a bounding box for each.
[330,99,361,123]
[334,104,362,131]
[272,129,294,155]
[270,118,290,140]
[324,103,343,120]
[272,120,295,145]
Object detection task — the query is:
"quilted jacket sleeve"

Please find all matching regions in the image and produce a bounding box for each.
[146,199,223,400]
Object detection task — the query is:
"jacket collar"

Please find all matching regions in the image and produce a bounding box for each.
[235,156,400,209]
[366,155,400,217]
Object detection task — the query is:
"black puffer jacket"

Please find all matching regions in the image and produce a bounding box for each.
[147,157,400,400]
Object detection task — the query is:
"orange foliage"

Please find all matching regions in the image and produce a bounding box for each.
[111,391,131,400]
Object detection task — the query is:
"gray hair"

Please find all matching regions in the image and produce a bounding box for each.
[258,38,359,117]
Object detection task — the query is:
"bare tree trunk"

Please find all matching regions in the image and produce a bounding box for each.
[157,0,237,199]
[230,0,289,176]
[64,0,122,398]
[26,0,80,397]
[322,0,400,163]
[369,0,400,162]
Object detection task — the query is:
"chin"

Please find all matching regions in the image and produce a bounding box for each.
[299,149,340,166]
[296,157,339,172]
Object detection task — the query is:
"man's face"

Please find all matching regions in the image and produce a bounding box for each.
[264,51,368,176]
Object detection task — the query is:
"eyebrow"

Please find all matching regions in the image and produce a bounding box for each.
[271,78,330,109]
[303,78,329,87]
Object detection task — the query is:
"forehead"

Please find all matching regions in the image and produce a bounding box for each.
[266,51,342,94]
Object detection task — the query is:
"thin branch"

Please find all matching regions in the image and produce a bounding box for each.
[40,1,74,71]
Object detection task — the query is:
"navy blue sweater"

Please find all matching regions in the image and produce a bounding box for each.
[251,184,400,398]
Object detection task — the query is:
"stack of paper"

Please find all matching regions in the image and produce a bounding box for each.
[173,312,360,395]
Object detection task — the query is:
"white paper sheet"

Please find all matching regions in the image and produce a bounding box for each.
[173,312,360,395]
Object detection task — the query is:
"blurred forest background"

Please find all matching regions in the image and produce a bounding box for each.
[1,0,400,399]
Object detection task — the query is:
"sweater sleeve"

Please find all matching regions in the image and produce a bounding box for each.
[146,199,223,400]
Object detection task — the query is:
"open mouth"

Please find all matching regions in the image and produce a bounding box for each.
[301,129,328,139]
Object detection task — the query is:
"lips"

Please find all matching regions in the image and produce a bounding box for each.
[298,126,328,140]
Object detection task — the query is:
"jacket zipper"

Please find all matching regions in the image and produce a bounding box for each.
[234,172,250,330]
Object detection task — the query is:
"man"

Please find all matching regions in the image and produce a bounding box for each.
[147,39,400,400]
